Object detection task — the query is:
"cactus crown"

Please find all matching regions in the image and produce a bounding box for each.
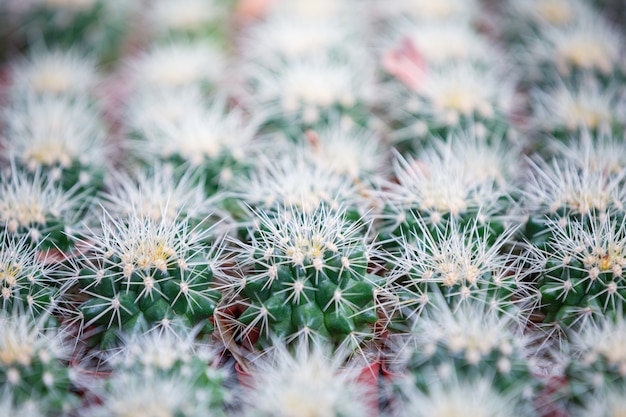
[227,203,381,348]
[75,208,224,346]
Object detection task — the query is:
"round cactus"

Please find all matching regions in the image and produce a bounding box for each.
[6,49,100,99]
[1,94,110,191]
[0,311,79,416]
[225,204,383,350]
[389,370,537,417]
[385,215,534,329]
[387,299,538,397]
[529,78,626,142]
[102,327,229,416]
[238,341,376,417]
[126,91,258,195]
[3,0,135,62]
[557,314,626,409]
[521,12,626,86]
[385,58,517,144]
[125,40,227,94]
[522,154,626,247]
[242,51,377,135]
[0,231,69,320]
[536,215,626,327]
[380,133,518,245]
[0,165,86,251]
[74,209,224,348]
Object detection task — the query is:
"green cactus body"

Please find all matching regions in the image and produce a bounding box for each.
[0,312,79,416]
[105,330,229,416]
[230,205,382,349]
[380,135,517,252]
[396,302,537,397]
[558,314,626,411]
[386,216,530,330]
[75,212,223,348]
[537,215,626,327]
[0,232,65,320]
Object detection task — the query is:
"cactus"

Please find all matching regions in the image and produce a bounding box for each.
[529,77,626,142]
[146,0,232,41]
[0,311,79,416]
[240,12,362,66]
[556,314,626,411]
[6,49,100,99]
[238,341,376,417]
[224,204,383,350]
[386,299,538,397]
[389,370,537,417]
[385,215,534,329]
[1,94,110,191]
[101,328,229,416]
[569,387,626,417]
[100,164,229,231]
[232,148,372,220]
[500,0,593,45]
[3,0,135,64]
[0,165,86,251]
[78,371,215,417]
[536,215,626,328]
[126,93,258,196]
[521,154,626,247]
[125,40,227,94]
[380,133,518,245]
[385,60,517,144]
[73,209,224,348]
[522,12,626,86]
[242,51,377,136]
[0,230,70,320]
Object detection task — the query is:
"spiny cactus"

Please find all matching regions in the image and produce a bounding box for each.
[0,231,69,320]
[385,216,533,328]
[74,209,224,348]
[536,215,626,328]
[127,93,258,195]
[0,311,79,416]
[380,133,519,246]
[6,49,100,99]
[232,149,371,219]
[1,94,110,191]
[501,0,593,45]
[238,341,376,417]
[103,327,229,416]
[146,0,231,41]
[385,60,517,143]
[386,299,538,397]
[523,12,626,85]
[242,51,377,135]
[225,204,383,350]
[240,12,362,65]
[3,1,134,64]
[375,0,480,23]
[522,154,626,246]
[385,19,496,69]
[555,314,626,411]
[78,371,214,417]
[529,77,626,141]
[570,387,626,417]
[0,165,86,251]
[100,164,228,232]
[125,40,226,93]
[389,370,537,417]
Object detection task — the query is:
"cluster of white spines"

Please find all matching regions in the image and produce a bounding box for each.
[240,343,374,417]
[1,94,108,178]
[7,49,99,98]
